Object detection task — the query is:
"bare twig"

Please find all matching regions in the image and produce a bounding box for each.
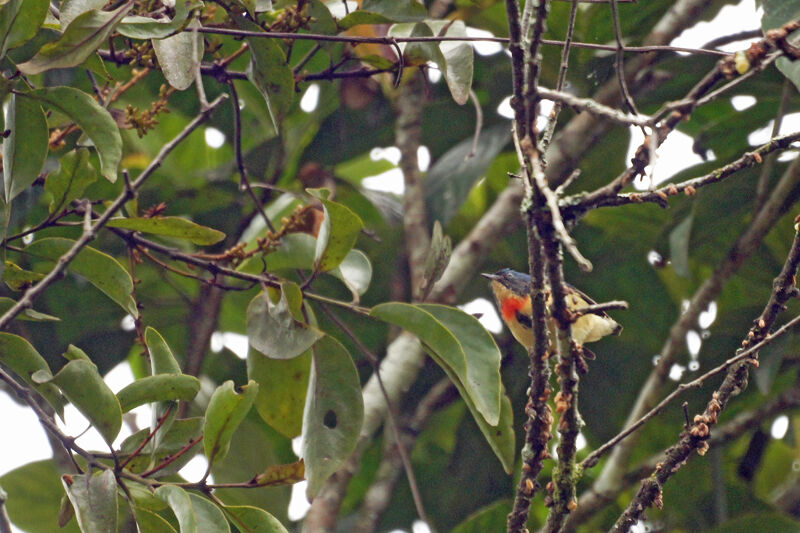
[538,87,652,127]
[541,0,580,150]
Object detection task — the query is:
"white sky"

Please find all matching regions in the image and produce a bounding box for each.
[0,2,787,531]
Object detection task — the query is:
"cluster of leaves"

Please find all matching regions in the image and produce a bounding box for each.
[0,0,511,531]
[2,0,800,532]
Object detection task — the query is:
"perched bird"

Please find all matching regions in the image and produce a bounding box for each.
[482,268,622,351]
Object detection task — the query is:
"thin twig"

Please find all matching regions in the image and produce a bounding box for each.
[610,0,639,115]
[541,0,580,150]
[194,26,730,56]
[538,86,652,127]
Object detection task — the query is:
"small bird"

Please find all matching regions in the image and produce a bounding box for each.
[482,268,622,351]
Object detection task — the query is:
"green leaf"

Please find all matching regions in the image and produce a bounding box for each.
[425,20,474,105]
[17,1,134,75]
[335,248,372,301]
[132,506,178,533]
[45,148,98,214]
[61,470,117,533]
[424,123,510,225]
[118,0,202,39]
[419,303,502,424]
[371,302,501,426]
[146,326,182,375]
[0,460,81,533]
[156,486,230,533]
[3,261,45,291]
[302,335,364,498]
[244,233,372,296]
[117,374,200,413]
[248,348,310,439]
[0,332,66,416]
[451,500,512,533]
[0,296,59,321]
[246,287,324,360]
[308,189,364,272]
[224,505,289,533]
[337,11,394,30]
[35,359,122,443]
[0,0,49,58]
[203,380,258,466]
[25,238,137,316]
[107,216,226,245]
[359,0,426,22]
[234,14,294,131]
[26,86,122,182]
[2,93,48,202]
[59,0,108,28]
[369,303,514,472]
[152,18,204,91]
[120,418,203,475]
[418,221,452,300]
[63,344,91,362]
[389,22,445,68]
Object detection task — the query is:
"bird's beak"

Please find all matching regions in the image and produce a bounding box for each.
[480,272,497,281]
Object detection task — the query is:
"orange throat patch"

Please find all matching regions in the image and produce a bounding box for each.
[501,296,527,322]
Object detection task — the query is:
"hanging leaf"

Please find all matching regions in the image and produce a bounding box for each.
[45,148,99,214]
[370,302,501,425]
[107,216,226,245]
[33,359,122,444]
[0,333,66,416]
[248,348,310,439]
[0,0,49,59]
[425,20,474,106]
[203,380,258,466]
[308,189,364,272]
[389,22,445,68]
[224,505,290,533]
[152,18,204,91]
[302,336,363,498]
[369,303,515,472]
[246,285,324,360]
[116,374,200,413]
[233,14,294,131]
[155,486,230,533]
[2,93,48,202]
[61,470,117,533]
[117,0,202,39]
[17,1,134,74]
[25,238,137,316]
[26,86,122,182]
